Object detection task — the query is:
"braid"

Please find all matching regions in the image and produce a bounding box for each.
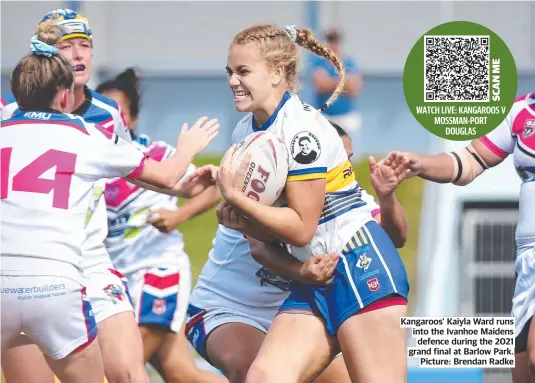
[295,28,345,111]
[230,24,345,110]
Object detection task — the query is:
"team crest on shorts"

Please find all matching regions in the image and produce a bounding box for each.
[367,277,380,292]
[103,284,124,304]
[356,253,372,271]
[290,131,321,165]
[523,120,535,139]
[152,298,167,315]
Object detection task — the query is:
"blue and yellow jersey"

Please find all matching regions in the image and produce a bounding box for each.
[231,92,376,262]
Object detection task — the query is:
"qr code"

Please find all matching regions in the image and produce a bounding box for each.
[424,35,490,102]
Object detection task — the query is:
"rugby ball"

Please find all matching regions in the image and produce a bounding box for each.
[229,131,289,206]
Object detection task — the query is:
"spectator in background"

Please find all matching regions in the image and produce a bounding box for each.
[311,28,363,154]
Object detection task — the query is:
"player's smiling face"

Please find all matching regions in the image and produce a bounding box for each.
[57,37,92,88]
[226,43,276,113]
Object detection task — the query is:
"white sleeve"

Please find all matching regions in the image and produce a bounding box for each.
[359,188,381,218]
[480,100,522,158]
[81,123,147,180]
[285,116,329,182]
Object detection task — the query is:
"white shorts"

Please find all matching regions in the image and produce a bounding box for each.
[1,275,97,360]
[512,246,535,339]
[85,267,134,324]
[185,302,277,362]
[128,263,191,333]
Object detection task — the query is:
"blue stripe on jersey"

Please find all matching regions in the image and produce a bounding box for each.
[288,167,328,176]
[90,89,118,110]
[83,91,116,125]
[5,110,87,132]
[319,187,366,225]
[1,92,16,105]
[253,91,291,132]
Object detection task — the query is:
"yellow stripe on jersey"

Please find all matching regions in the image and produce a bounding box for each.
[326,160,355,193]
[287,166,327,182]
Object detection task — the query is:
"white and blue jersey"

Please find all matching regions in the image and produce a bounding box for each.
[231,92,409,335]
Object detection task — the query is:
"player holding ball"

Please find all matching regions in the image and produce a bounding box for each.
[212,23,411,383]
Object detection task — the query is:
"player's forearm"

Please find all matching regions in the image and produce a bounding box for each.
[129,178,189,197]
[229,195,312,247]
[419,153,456,183]
[133,151,195,190]
[249,239,303,281]
[376,193,408,248]
[174,185,221,222]
[239,220,278,243]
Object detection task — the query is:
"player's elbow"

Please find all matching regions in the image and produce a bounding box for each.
[392,233,408,248]
[290,231,314,248]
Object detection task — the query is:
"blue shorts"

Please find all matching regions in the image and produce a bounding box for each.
[279,220,410,335]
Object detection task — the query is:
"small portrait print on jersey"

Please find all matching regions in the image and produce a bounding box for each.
[290,131,321,165]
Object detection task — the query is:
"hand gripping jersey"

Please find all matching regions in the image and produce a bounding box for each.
[480,93,535,248]
[103,134,194,275]
[190,189,380,311]
[1,87,132,272]
[1,111,147,275]
[231,92,376,262]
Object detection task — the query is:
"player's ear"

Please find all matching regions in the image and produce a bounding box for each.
[58,88,69,110]
[271,64,284,87]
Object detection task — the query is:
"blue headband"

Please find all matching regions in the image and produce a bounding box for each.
[30,35,59,57]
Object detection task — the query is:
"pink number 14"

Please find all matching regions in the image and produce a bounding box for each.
[1,148,77,209]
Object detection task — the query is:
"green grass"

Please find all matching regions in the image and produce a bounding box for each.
[179,155,424,314]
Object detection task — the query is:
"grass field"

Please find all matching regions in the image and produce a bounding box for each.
[181,154,425,313]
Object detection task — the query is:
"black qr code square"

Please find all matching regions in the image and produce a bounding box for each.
[424,35,490,103]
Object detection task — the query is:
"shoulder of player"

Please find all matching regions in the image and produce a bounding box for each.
[232,113,254,142]
[507,93,535,119]
[90,89,120,112]
[235,113,253,129]
[285,98,323,132]
[89,89,126,122]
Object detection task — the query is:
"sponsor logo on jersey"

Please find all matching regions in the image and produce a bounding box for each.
[24,112,51,120]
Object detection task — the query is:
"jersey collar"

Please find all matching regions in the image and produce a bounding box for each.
[252,91,291,132]
[72,86,93,116]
